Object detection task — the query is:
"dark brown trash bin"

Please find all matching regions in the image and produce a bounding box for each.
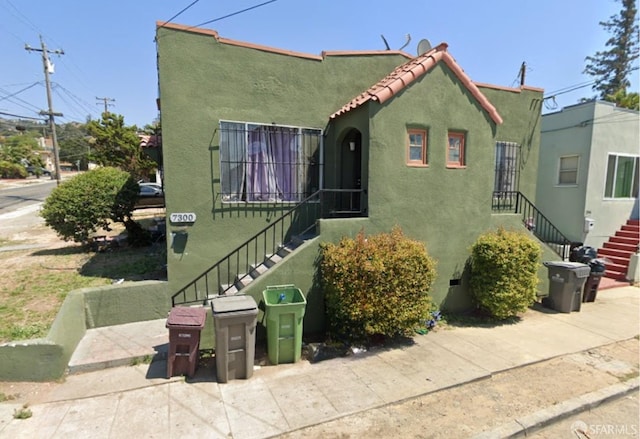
[582,273,603,302]
[166,307,207,378]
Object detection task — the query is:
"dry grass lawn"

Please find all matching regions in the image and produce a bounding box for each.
[0,213,166,343]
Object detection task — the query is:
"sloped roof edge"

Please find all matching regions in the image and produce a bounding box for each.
[330,43,504,125]
[156,22,412,61]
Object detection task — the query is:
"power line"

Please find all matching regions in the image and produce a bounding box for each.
[194,0,279,27]
[544,80,596,98]
[0,82,42,102]
[157,0,280,38]
[52,83,99,117]
[0,110,45,121]
[0,86,42,113]
[158,0,201,29]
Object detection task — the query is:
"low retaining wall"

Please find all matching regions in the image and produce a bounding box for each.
[0,280,169,382]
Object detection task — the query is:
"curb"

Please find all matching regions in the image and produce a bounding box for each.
[472,376,640,439]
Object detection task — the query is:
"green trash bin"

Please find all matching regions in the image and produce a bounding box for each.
[262,285,307,365]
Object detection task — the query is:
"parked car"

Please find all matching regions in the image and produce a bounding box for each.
[25,165,51,177]
[139,184,163,197]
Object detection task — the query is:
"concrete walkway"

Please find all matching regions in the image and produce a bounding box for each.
[0,286,638,438]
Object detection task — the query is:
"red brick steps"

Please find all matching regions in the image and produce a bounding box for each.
[598,219,639,281]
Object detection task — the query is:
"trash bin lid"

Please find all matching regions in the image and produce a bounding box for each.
[167,307,207,327]
[211,294,257,314]
[543,261,589,269]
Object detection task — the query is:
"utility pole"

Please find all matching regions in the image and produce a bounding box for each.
[519,61,527,86]
[25,36,64,185]
[96,96,115,116]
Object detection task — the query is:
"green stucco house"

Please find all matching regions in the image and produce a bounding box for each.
[156,23,549,333]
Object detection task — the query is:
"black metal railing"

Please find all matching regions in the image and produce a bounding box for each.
[492,191,572,260]
[171,189,365,306]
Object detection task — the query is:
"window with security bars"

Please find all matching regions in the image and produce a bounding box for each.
[493,141,520,193]
[219,121,321,202]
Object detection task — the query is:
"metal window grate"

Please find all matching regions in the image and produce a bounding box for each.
[219,122,321,203]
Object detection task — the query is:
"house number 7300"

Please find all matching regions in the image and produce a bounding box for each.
[170,213,196,223]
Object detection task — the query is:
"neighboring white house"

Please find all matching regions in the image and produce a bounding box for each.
[536,100,639,249]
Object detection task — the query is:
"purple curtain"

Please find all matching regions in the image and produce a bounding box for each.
[270,128,298,201]
[247,127,298,201]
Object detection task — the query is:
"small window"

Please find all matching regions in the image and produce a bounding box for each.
[558,155,579,185]
[447,131,465,167]
[407,129,427,166]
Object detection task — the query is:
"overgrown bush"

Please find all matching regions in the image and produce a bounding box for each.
[40,167,139,244]
[320,227,437,343]
[0,161,27,179]
[469,227,541,319]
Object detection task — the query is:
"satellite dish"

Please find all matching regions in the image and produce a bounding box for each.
[417,39,432,55]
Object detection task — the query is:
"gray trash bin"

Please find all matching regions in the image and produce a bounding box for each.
[211,295,258,383]
[543,261,591,313]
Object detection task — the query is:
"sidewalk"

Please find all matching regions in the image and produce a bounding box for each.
[0,286,638,438]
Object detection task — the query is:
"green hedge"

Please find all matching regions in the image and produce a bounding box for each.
[320,227,437,342]
[0,161,27,179]
[40,167,138,243]
[469,227,541,319]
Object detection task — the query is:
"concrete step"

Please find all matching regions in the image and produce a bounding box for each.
[602,241,637,253]
[604,270,627,281]
[621,224,640,233]
[599,247,633,259]
[599,254,631,267]
[615,230,640,240]
[250,262,269,278]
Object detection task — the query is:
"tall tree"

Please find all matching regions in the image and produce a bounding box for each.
[57,122,92,170]
[0,135,42,166]
[584,0,639,99]
[86,113,155,180]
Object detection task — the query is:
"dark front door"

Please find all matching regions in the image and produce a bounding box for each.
[339,135,362,212]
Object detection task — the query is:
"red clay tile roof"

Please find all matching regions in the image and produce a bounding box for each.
[139,134,161,148]
[330,43,503,124]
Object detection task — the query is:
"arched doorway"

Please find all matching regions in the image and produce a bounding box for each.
[338,129,362,213]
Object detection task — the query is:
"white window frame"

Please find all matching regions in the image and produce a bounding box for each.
[603,153,639,199]
[557,155,579,186]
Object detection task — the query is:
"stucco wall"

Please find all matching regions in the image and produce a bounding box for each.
[536,102,594,243]
[157,26,543,313]
[156,27,407,295]
[584,102,639,248]
[0,281,169,382]
[537,101,639,247]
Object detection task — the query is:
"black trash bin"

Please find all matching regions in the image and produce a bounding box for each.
[569,245,597,264]
[569,245,606,303]
[583,258,607,302]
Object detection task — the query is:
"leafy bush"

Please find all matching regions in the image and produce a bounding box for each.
[469,227,541,319]
[320,227,437,343]
[40,167,139,244]
[0,161,27,179]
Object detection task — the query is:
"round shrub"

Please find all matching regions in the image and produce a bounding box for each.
[0,161,27,179]
[320,226,437,343]
[469,227,542,319]
[40,167,139,243]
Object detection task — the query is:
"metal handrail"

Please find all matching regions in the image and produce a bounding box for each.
[493,191,573,260]
[171,189,365,306]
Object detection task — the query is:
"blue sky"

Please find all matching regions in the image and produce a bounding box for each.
[1,0,637,128]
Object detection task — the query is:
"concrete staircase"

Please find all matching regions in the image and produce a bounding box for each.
[215,233,314,299]
[598,219,640,281]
